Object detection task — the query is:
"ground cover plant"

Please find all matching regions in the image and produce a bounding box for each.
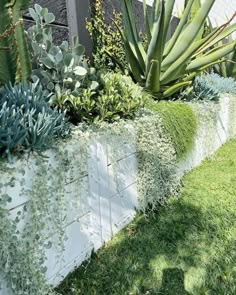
[57,139,236,295]
[146,101,197,160]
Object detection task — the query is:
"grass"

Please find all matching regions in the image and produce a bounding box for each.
[57,139,236,295]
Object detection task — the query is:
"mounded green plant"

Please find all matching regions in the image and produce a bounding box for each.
[51,72,147,124]
[146,101,197,159]
[27,4,99,100]
[0,82,68,159]
[116,0,236,98]
[0,0,32,85]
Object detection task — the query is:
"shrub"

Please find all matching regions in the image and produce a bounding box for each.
[86,0,127,72]
[51,72,147,124]
[146,101,197,160]
[180,75,220,102]
[0,82,68,159]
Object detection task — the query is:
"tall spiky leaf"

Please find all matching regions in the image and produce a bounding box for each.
[162,0,215,70]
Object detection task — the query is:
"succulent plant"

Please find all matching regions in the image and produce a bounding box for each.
[27,4,99,100]
[0,0,31,85]
[0,82,69,159]
[116,0,236,98]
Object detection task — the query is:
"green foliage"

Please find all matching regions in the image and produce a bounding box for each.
[0,152,73,295]
[179,73,236,102]
[135,113,180,210]
[56,139,236,295]
[0,0,31,85]
[146,101,197,159]
[116,0,236,98]
[0,82,68,159]
[202,73,236,95]
[51,72,146,124]
[27,4,99,100]
[180,74,220,101]
[190,73,236,101]
[215,48,236,78]
[206,20,236,78]
[86,0,127,72]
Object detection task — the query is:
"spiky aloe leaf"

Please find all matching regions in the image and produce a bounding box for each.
[164,0,195,57]
[120,0,146,72]
[162,81,192,97]
[113,20,144,83]
[227,49,236,77]
[146,0,165,76]
[146,60,160,94]
[186,41,236,72]
[143,0,152,43]
[160,28,220,84]
[161,0,215,70]
[163,0,175,45]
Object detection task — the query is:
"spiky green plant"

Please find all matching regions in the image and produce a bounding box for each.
[0,82,68,159]
[117,0,236,98]
[0,0,31,85]
[214,35,236,78]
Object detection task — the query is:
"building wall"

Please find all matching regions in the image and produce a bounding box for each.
[23,0,69,44]
[23,0,235,51]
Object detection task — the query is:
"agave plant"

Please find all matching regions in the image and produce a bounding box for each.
[0,0,31,85]
[213,34,236,78]
[117,0,236,98]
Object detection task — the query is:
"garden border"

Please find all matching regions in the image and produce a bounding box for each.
[1,95,236,294]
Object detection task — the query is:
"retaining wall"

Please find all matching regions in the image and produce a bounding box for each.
[1,95,236,294]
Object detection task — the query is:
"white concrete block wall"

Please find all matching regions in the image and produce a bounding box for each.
[1,95,236,294]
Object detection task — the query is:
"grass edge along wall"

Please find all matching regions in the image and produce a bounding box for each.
[1,94,236,294]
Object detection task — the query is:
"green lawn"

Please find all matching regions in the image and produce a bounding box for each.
[57,139,236,295]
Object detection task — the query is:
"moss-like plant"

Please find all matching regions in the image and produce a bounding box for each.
[146,101,197,160]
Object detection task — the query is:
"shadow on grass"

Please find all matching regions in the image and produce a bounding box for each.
[158,268,191,295]
[56,140,236,294]
[57,199,233,295]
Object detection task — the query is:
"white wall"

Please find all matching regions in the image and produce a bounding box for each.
[1,95,236,295]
